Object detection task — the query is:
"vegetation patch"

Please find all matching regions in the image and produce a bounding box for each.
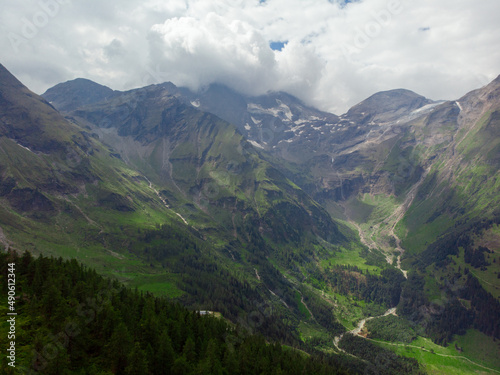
[365,314,416,343]
[384,336,500,375]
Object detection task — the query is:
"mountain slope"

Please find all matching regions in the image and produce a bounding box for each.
[65,83,344,247]
[345,89,434,125]
[0,64,188,257]
[0,250,358,375]
[393,76,500,253]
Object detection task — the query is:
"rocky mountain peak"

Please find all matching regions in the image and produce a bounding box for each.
[42,78,118,112]
[345,88,434,125]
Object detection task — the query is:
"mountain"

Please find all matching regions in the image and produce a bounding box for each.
[44,81,340,151]
[62,83,345,247]
[176,83,340,150]
[12,66,500,373]
[345,88,435,125]
[0,63,189,256]
[170,76,500,351]
[42,77,118,112]
[5,63,349,257]
[2,63,374,361]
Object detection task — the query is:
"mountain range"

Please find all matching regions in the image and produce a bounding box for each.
[1,62,499,374]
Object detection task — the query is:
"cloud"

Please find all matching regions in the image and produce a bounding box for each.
[145,12,325,102]
[146,13,277,95]
[1,0,499,114]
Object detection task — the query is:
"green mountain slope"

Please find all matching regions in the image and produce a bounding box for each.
[399,77,500,252]
[0,64,188,259]
[67,83,344,247]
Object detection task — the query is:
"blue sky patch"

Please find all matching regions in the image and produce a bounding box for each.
[270,41,287,51]
[330,0,359,7]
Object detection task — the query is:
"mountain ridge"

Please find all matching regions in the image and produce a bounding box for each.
[39,69,500,261]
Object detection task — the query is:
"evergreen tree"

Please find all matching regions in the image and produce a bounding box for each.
[196,338,223,375]
[106,322,133,373]
[171,356,192,375]
[125,342,149,375]
[153,330,175,374]
[182,336,197,364]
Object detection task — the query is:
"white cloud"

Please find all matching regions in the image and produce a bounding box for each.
[1,0,499,113]
[146,13,277,94]
[145,12,325,101]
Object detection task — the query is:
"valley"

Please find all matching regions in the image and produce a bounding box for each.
[0,63,499,374]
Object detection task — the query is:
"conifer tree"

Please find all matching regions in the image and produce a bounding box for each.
[125,342,149,375]
[106,322,133,373]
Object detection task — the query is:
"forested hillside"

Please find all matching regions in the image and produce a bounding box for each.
[0,250,357,375]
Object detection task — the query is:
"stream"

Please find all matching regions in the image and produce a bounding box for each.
[143,175,189,226]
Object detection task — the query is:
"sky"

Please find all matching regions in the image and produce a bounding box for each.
[1,0,499,114]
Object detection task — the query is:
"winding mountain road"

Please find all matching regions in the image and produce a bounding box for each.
[333,307,500,374]
[333,307,396,353]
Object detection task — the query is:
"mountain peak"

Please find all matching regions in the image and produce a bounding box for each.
[345,88,433,124]
[0,64,89,155]
[42,78,117,112]
[0,63,30,93]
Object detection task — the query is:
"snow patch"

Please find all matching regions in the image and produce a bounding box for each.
[410,101,445,116]
[250,116,262,125]
[176,212,189,225]
[276,99,293,120]
[290,124,305,132]
[16,142,34,153]
[248,140,264,149]
[247,101,293,121]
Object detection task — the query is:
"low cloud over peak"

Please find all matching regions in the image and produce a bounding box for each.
[2,0,499,113]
